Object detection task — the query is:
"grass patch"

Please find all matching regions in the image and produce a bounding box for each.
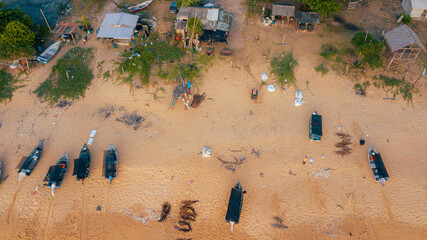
[319,43,355,73]
[34,47,94,104]
[115,41,184,87]
[315,64,329,75]
[0,69,23,103]
[270,52,298,86]
[373,75,416,103]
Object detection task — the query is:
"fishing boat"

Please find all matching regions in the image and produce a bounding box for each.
[368,145,389,186]
[309,111,322,142]
[128,0,153,13]
[44,152,68,196]
[37,41,61,64]
[72,144,91,182]
[225,182,243,231]
[17,140,44,181]
[104,143,118,183]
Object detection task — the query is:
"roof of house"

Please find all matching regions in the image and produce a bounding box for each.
[385,25,426,52]
[272,4,295,17]
[176,7,231,31]
[411,0,427,9]
[96,13,139,39]
[296,11,320,24]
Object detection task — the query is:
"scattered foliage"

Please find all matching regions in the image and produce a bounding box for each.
[0,21,35,60]
[401,14,412,24]
[34,47,94,104]
[373,75,416,103]
[0,69,23,103]
[270,52,298,86]
[315,64,329,75]
[187,17,203,36]
[351,32,384,70]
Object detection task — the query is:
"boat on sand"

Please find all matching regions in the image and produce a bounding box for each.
[44,152,68,196]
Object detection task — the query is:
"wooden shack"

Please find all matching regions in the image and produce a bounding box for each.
[295,11,319,32]
[272,3,295,25]
[384,25,426,72]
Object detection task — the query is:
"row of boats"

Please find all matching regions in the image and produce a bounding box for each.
[15,141,118,195]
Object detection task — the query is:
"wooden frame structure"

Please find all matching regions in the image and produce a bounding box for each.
[347,0,361,11]
[384,25,426,72]
[272,4,295,26]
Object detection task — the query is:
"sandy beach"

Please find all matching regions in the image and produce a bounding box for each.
[0,0,426,239]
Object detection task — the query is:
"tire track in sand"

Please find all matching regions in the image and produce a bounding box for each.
[42,198,55,240]
[102,187,113,240]
[6,180,24,224]
[79,184,88,240]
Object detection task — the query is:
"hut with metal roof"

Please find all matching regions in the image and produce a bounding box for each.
[384,25,426,72]
[295,11,319,32]
[96,13,139,45]
[175,7,232,43]
[272,3,295,25]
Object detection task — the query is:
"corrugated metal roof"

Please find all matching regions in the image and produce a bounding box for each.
[96,13,138,39]
[176,7,231,31]
[385,25,426,52]
[296,11,320,24]
[412,0,427,9]
[272,4,295,17]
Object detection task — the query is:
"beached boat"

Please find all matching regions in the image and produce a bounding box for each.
[104,143,118,183]
[44,152,68,196]
[37,41,61,64]
[73,144,91,182]
[368,145,389,186]
[226,182,243,231]
[309,111,322,142]
[17,140,44,181]
[128,0,153,13]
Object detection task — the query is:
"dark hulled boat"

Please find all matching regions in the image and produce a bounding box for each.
[104,143,118,183]
[73,144,91,182]
[44,152,68,196]
[17,140,44,181]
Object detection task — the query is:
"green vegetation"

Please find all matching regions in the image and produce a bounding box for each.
[351,32,384,70]
[0,69,23,103]
[103,70,112,81]
[187,17,203,36]
[401,14,412,24]
[299,0,342,17]
[34,48,94,104]
[115,42,185,86]
[0,21,35,60]
[176,0,200,8]
[373,75,416,103]
[318,43,355,73]
[270,52,298,86]
[315,64,329,75]
[248,0,257,16]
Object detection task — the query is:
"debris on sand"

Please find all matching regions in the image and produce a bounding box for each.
[175,200,198,232]
[56,100,71,108]
[271,216,288,229]
[216,156,246,171]
[99,105,117,119]
[158,202,171,222]
[251,148,262,158]
[335,132,352,157]
[191,93,206,108]
[116,112,145,130]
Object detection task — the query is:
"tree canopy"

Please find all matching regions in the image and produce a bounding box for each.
[0,21,35,60]
[187,17,203,36]
[351,32,384,70]
[0,3,36,60]
[176,0,200,8]
[300,0,342,17]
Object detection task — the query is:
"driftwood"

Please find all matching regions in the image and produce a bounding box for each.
[175,221,192,232]
[175,200,198,232]
[158,202,171,222]
[271,216,288,229]
[335,132,352,157]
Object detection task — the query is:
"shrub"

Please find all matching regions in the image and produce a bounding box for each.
[401,14,412,24]
[0,69,23,103]
[270,52,298,86]
[34,47,94,104]
[351,32,384,70]
[315,64,329,75]
[373,75,416,103]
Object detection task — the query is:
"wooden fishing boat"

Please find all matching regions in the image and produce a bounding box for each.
[368,145,389,186]
[37,41,61,64]
[104,143,118,183]
[128,0,153,13]
[73,144,91,182]
[44,152,68,196]
[17,140,44,181]
[226,182,243,231]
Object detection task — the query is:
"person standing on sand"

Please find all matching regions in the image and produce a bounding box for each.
[303,156,308,165]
